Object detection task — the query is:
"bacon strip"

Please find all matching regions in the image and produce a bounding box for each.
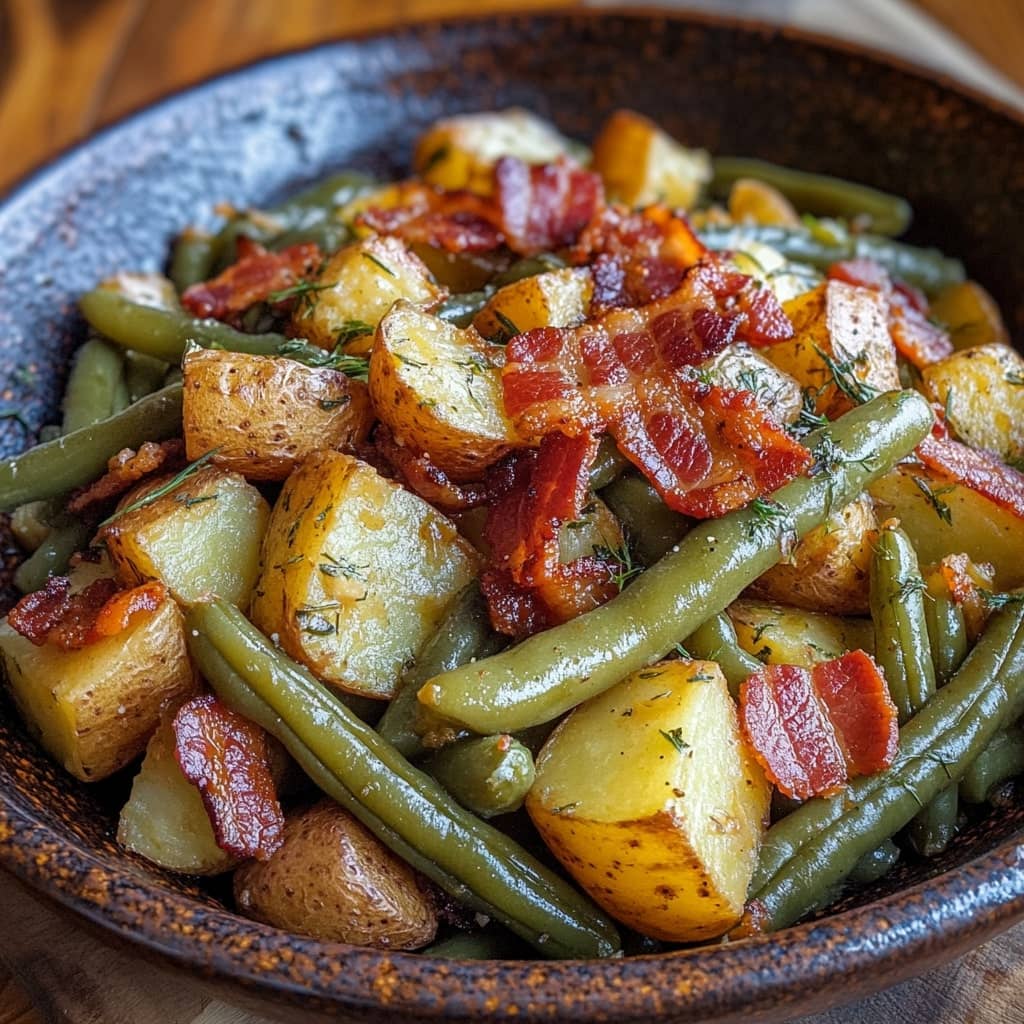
[173,695,285,861]
[739,651,898,800]
[182,238,323,324]
[67,439,185,516]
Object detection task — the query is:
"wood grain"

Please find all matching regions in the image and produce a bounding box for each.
[1,0,1023,1021]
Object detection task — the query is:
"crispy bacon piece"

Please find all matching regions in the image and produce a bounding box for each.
[67,439,185,516]
[182,238,322,323]
[173,694,285,861]
[739,651,898,800]
[828,259,953,367]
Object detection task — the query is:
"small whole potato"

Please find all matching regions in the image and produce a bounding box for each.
[233,800,438,949]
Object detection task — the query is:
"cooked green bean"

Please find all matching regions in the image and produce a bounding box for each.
[13,516,92,593]
[9,499,58,552]
[684,613,761,697]
[424,734,535,818]
[60,338,127,434]
[711,157,912,236]
[960,725,1024,804]
[186,599,620,960]
[600,473,689,566]
[589,435,631,491]
[749,603,1024,930]
[907,783,960,857]
[0,384,182,512]
[846,838,900,886]
[420,391,933,734]
[169,229,215,292]
[422,925,528,960]
[870,526,936,723]
[124,351,171,404]
[698,224,964,295]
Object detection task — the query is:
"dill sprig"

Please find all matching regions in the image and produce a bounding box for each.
[911,475,955,526]
[813,345,880,406]
[659,727,690,754]
[595,540,643,590]
[746,497,790,542]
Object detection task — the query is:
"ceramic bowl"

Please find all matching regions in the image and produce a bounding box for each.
[0,11,1022,1023]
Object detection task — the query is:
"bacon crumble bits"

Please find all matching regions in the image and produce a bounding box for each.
[67,439,186,516]
[173,694,285,861]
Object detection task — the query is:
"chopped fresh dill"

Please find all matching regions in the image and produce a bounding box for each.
[319,552,369,582]
[813,345,880,406]
[335,319,375,345]
[746,497,789,542]
[363,252,396,277]
[267,278,335,312]
[595,541,642,590]
[659,728,690,754]
[395,351,427,369]
[979,590,1024,610]
[175,492,219,509]
[911,475,955,526]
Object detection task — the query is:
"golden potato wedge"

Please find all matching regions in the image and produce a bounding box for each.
[103,465,269,607]
[0,594,197,782]
[234,799,437,949]
[527,660,770,942]
[701,342,804,425]
[919,344,1024,464]
[557,495,624,566]
[750,496,878,614]
[930,280,1010,351]
[591,109,711,210]
[765,281,900,418]
[868,464,1024,590]
[251,451,480,699]
[728,598,875,668]
[182,348,373,480]
[472,268,592,340]
[291,236,445,352]
[729,241,819,305]
[728,178,801,227]
[413,109,577,194]
[118,713,235,874]
[370,301,518,480]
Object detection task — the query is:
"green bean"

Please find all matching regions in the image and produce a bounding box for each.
[377,584,504,759]
[169,229,215,292]
[9,499,59,552]
[420,391,933,735]
[845,838,900,886]
[683,613,761,697]
[422,925,528,960]
[269,220,352,254]
[186,599,620,959]
[491,254,567,288]
[60,338,127,434]
[960,725,1024,804]
[589,435,631,491]
[124,352,171,404]
[907,783,960,857]
[13,516,92,593]
[710,157,912,236]
[923,570,969,687]
[600,473,689,566]
[79,289,290,364]
[0,384,182,512]
[424,734,535,818]
[869,526,936,723]
[749,603,1024,930]
[698,224,965,295]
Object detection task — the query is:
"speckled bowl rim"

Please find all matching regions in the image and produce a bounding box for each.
[0,10,1023,1022]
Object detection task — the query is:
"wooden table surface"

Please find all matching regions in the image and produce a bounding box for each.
[1,1,1023,1021]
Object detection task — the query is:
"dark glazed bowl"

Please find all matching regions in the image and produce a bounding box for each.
[0,11,1023,1023]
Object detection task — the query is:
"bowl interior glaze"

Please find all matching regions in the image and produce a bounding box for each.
[0,12,1022,1024]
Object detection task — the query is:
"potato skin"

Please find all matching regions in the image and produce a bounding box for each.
[183,348,373,481]
[233,799,438,949]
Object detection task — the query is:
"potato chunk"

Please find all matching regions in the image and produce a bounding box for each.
[291,236,444,352]
[930,280,1009,351]
[414,109,577,194]
[118,715,234,875]
[472,268,592,340]
[251,451,480,699]
[527,660,770,942]
[103,466,269,607]
[701,343,803,425]
[370,302,518,480]
[0,596,196,781]
[591,109,711,210]
[765,281,900,418]
[183,348,373,480]
[919,344,1024,465]
[234,799,437,948]
[750,496,878,614]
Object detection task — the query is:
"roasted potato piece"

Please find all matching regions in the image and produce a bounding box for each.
[414,109,577,194]
[868,464,1024,590]
[182,348,373,480]
[251,451,479,699]
[118,714,234,875]
[472,268,592,340]
[0,594,196,781]
[103,465,269,607]
[765,281,900,418]
[557,496,624,565]
[750,496,878,614]
[370,302,518,480]
[728,598,875,668]
[930,280,1010,351]
[234,799,438,949]
[919,344,1024,464]
[701,342,803,424]
[527,660,770,941]
[591,109,711,210]
[291,236,445,352]
[728,178,801,228]
[729,241,819,304]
